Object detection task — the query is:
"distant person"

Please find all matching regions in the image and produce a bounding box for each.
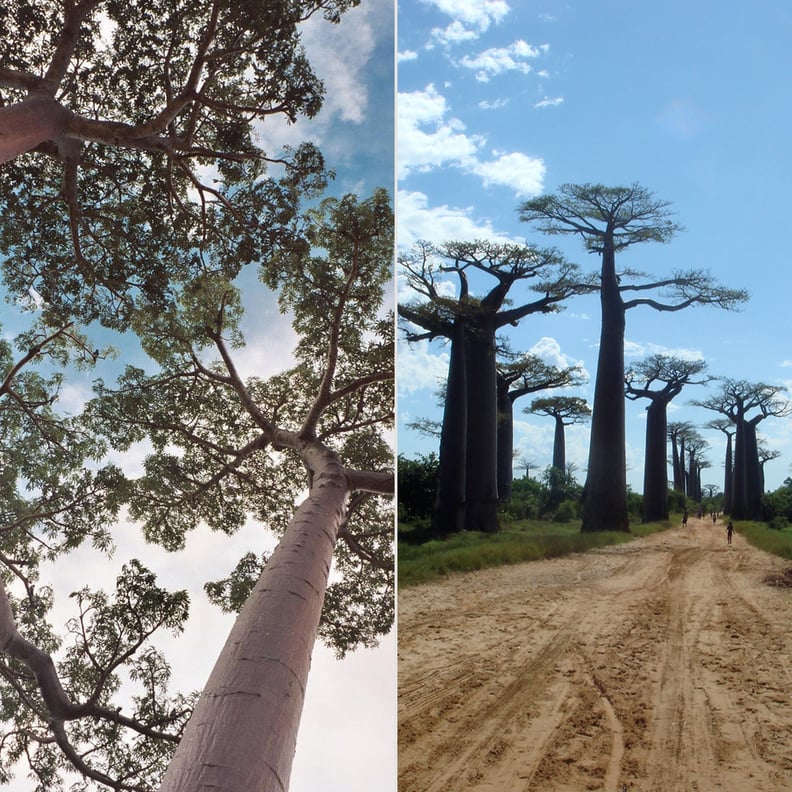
[682,509,688,528]
[712,512,717,524]
[726,521,734,545]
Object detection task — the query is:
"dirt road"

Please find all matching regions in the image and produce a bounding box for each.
[398,519,792,791]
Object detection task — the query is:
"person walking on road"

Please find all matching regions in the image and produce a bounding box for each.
[726,521,735,545]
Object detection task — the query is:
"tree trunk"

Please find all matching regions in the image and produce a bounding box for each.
[582,242,629,532]
[464,322,499,533]
[158,449,348,792]
[723,431,733,514]
[432,319,467,535]
[496,375,514,502]
[731,417,748,518]
[744,419,763,519]
[0,98,72,163]
[642,399,669,522]
[670,432,683,492]
[552,414,566,472]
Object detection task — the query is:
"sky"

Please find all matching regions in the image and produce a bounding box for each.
[397,0,792,495]
[2,2,395,791]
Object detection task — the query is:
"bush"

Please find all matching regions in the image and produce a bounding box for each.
[554,500,578,523]
[398,453,439,521]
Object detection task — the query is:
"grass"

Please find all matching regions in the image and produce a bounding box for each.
[398,516,674,588]
[735,520,792,561]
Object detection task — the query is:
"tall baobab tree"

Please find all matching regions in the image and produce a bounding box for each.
[695,380,791,519]
[496,353,586,501]
[520,183,747,532]
[399,240,587,534]
[624,355,709,521]
[527,396,591,476]
[707,418,735,513]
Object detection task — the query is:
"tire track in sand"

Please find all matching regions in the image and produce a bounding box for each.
[399,519,792,791]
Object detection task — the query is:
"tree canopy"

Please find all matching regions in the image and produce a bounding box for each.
[0,0,354,328]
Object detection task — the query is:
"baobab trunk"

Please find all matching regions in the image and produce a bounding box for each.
[551,414,566,472]
[723,431,733,514]
[433,318,467,535]
[642,399,669,522]
[744,419,763,519]
[731,418,748,519]
[158,449,348,792]
[581,241,630,532]
[464,322,499,533]
[0,99,72,164]
[495,375,514,502]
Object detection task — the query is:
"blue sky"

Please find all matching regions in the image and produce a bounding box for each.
[397,0,792,494]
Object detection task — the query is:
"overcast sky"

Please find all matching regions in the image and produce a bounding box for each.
[397,0,792,494]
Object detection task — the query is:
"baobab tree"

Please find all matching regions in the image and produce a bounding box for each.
[707,418,735,513]
[668,421,695,495]
[0,191,395,791]
[527,396,590,478]
[624,355,709,521]
[695,380,791,519]
[0,0,355,326]
[684,432,709,503]
[496,353,586,501]
[519,183,747,532]
[399,239,587,533]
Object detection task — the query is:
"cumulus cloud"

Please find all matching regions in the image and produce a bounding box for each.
[398,49,419,62]
[399,84,546,195]
[431,19,480,46]
[300,5,377,124]
[459,40,548,82]
[424,0,510,33]
[398,84,483,177]
[397,189,518,248]
[470,150,545,196]
[253,3,380,152]
[529,336,589,381]
[396,337,450,396]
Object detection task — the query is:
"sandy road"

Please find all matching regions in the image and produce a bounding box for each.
[398,519,792,791]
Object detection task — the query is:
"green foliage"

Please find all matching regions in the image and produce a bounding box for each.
[762,477,792,524]
[734,520,792,561]
[397,453,439,521]
[204,552,265,614]
[398,518,673,587]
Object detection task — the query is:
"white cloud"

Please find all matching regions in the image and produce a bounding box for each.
[529,336,589,381]
[470,150,545,196]
[624,340,705,361]
[423,0,510,30]
[301,5,377,124]
[398,85,546,195]
[398,84,483,177]
[431,19,480,46]
[459,40,547,82]
[397,189,517,248]
[535,95,564,109]
[253,2,381,153]
[478,97,509,110]
[398,49,419,62]
[396,337,449,396]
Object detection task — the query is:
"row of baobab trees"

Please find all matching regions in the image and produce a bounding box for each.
[399,182,765,535]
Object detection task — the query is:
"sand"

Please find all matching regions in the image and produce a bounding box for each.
[398,518,792,791]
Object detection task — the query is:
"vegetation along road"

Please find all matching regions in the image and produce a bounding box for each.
[398,518,792,791]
